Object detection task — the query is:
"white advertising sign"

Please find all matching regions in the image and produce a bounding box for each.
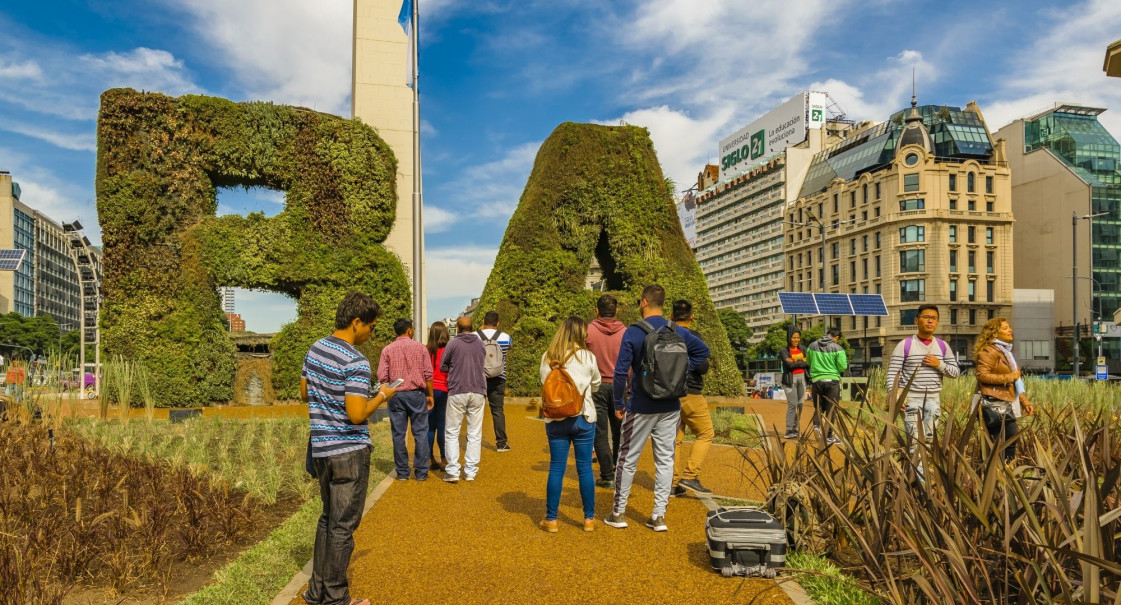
[676,192,697,248]
[718,91,828,180]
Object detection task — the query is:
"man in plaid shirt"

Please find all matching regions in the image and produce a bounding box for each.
[377,318,435,480]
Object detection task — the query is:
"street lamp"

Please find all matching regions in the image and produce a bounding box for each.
[785,212,857,331]
[1072,211,1106,377]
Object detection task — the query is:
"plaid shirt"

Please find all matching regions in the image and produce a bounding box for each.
[377,335,434,391]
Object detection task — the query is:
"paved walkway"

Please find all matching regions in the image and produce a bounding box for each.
[289,398,806,604]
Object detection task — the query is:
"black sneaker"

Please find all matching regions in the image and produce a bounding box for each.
[496,444,511,452]
[645,515,668,532]
[672,485,687,497]
[678,478,712,494]
[782,431,799,439]
[596,478,615,489]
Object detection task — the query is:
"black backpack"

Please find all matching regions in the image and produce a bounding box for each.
[634,320,689,400]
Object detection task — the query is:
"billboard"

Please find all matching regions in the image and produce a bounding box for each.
[676,191,697,248]
[718,91,828,180]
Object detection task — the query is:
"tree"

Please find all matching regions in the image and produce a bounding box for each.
[718,308,752,374]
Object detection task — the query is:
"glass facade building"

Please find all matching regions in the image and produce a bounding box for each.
[13,207,35,317]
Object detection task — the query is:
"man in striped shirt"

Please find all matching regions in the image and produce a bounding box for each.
[886,304,961,445]
[300,291,397,605]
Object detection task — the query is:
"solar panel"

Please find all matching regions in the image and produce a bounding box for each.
[814,293,854,315]
[0,249,26,272]
[850,294,888,316]
[778,292,818,315]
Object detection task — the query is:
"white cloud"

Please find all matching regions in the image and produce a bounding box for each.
[439,141,540,220]
[0,120,96,152]
[0,58,42,80]
[425,245,498,300]
[423,205,457,233]
[982,0,1121,135]
[808,49,938,123]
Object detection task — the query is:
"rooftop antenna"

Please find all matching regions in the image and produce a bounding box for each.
[911,68,917,108]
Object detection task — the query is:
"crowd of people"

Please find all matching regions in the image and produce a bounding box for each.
[298,289,1041,605]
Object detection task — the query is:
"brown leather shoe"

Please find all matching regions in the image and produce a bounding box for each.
[539,519,558,533]
[583,518,595,532]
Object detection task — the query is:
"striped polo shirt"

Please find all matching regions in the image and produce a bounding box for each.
[304,336,374,457]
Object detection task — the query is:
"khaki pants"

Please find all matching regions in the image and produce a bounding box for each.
[673,393,714,484]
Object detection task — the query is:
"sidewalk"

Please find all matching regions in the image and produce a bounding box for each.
[290,398,799,604]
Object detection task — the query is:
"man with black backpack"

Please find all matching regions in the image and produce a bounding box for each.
[605,285,710,532]
[478,311,512,452]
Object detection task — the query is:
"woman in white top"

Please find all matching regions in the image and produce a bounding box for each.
[537,316,601,533]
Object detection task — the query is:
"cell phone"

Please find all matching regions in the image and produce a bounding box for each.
[386,378,405,389]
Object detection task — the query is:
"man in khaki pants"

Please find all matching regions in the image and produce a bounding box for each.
[669,300,713,496]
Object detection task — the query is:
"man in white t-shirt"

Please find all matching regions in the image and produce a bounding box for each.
[478,311,512,452]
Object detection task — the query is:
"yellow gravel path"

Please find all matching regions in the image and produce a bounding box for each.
[292,399,797,604]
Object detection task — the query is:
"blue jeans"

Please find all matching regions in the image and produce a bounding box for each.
[388,390,430,479]
[545,415,596,521]
[427,389,448,461]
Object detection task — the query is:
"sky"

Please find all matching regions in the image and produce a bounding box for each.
[2,0,1120,332]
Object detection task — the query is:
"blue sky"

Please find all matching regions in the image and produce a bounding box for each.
[2,0,1120,332]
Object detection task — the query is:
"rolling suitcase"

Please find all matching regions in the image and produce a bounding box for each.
[706,506,787,578]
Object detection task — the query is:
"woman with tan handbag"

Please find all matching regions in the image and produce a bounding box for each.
[973,317,1035,461]
[538,316,601,532]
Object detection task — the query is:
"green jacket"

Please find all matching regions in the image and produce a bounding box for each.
[806,336,847,381]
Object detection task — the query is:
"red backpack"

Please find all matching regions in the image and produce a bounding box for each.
[541,351,585,419]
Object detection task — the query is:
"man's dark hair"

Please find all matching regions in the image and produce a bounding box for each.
[596,294,618,318]
[826,328,841,338]
[916,304,940,318]
[641,285,666,308]
[335,291,381,329]
[393,318,413,336]
[483,311,499,326]
[670,299,693,322]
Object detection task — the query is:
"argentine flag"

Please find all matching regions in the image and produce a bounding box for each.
[399,0,414,88]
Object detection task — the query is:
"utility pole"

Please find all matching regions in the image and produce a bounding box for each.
[1073,211,1106,377]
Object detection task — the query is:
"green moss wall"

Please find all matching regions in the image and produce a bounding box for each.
[474,123,743,397]
[96,89,410,406]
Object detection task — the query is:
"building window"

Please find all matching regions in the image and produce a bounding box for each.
[988,309,996,320]
[986,279,994,302]
[874,206,881,218]
[949,279,958,301]
[833,194,838,213]
[950,250,958,272]
[900,279,925,302]
[949,225,957,242]
[968,200,976,211]
[875,232,881,248]
[862,258,868,279]
[968,250,976,273]
[986,201,994,212]
[985,176,993,194]
[875,182,881,199]
[899,198,925,211]
[950,199,957,210]
[949,173,957,191]
[900,309,918,325]
[986,250,994,273]
[950,308,958,324]
[850,260,856,280]
[862,235,868,251]
[904,173,920,192]
[899,249,926,272]
[967,172,975,192]
[850,239,856,255]
[832,265,839,286]
[968,226,976,243]
[862,184,868,204]
[832,242,839,259]
[986,227,993,244]
[818,203,824,218]
[875,255,881,277]
[968,279,976,301]
[899,225,925,242]
[970,308,976,324]
[790,257,795,270]
[850,191,856,208]
[862,210,868,221]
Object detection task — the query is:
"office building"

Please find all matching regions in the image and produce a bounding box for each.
[786,100,1014,364]
[219,286,235,315]
[694,92,852,341]
[994,104,1121,372]
[0,171,96,331]
[226,312,246,332]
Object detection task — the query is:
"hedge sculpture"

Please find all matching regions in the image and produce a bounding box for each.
[474,123,743,396]
[97,89,410,406]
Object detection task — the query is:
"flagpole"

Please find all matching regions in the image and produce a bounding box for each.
[411,0,424,341]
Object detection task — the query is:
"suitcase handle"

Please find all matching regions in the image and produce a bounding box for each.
[726,542,771,551]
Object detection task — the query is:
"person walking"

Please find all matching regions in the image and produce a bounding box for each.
[885,305,961,445]
[605,285,709,532]
[426,321,451,471]
[300,291,397,605]
[781,330,811,439]
[478,311,512,452]
[441,317,487,482]
[669,300,714,496]
[586,294,625,488]
[377,318,435,481]
[806,328,848,445]
[973,317,1035,461]
[537,316,601,533]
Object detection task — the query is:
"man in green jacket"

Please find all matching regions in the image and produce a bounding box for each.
[806,328,847,445]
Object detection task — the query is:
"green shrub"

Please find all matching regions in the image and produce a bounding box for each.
[96,89,409,406]
[474,123,742,397]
